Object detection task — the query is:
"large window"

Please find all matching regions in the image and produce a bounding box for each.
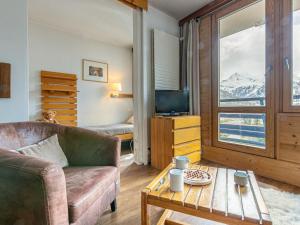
[219,0,266,107]
[213,0,274,156]
[292,1,300,105]
[283,0,300,111]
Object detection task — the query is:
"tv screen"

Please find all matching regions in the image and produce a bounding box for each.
[155,90,189,115]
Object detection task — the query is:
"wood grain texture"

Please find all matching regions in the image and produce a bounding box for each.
[173,116,201,129]
[199,16,213,147]
[277,113,300,163]
[118,0,148,10]
[185,151,201,164]
[282,0,297,112]
[0,63,10,98]
[41,70,77,80]
[151,116,201,170]
[174,140,201,156]
[211,0,275,158]
[116,93,133,98]
[143,163,272,225]
[115,133,133,142]
[173,127,200,145]
[179,0,233,25]
[203,145,300,187]
[99,161,300,225]
[41,71,77,126]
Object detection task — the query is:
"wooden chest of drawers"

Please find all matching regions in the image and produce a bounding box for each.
[151,116,201,170]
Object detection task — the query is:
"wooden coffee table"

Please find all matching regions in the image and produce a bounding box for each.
[141,164,272,225]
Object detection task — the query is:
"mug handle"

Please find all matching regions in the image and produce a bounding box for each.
[172,157,176,164]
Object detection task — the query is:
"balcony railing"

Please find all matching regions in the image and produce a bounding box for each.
[219,97,267,148]
[219,113,266,148]
[219,95,300,147]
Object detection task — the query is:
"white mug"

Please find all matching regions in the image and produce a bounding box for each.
[169,169,184,192]
[173,156,189,170]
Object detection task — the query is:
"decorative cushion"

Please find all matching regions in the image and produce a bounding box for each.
[126,115,134,124]
[17,134,69,167]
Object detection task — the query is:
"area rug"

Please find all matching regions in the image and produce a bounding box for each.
[261,187,300,225]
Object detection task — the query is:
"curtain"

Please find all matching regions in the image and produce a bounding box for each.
[180,19,201,115]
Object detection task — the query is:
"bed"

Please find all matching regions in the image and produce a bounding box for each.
[85,123,134,142]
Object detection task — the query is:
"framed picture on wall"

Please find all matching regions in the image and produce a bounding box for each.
[82,59,108,83]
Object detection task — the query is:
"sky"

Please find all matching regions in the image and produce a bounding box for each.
[293,10,300,78]
[220,9,300,81]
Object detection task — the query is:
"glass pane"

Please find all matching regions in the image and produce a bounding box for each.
[218,113,266,148]
[219,0,266,107]
[292,0,300,105]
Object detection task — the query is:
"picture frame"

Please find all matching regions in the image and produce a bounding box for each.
[82,59,108,83]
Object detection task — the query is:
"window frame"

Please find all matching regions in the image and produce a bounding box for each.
[282,0,300,112]
[211,0,275,157]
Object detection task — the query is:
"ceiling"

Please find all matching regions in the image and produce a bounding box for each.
[28,0,133,48]
[149,0,213,20]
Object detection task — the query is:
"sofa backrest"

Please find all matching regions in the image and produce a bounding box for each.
[0,122,66,151]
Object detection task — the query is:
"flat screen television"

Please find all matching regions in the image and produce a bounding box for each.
[155,90,189,116]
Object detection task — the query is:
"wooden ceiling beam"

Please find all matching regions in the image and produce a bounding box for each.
[179,0,233,26]
[118,0,148,11]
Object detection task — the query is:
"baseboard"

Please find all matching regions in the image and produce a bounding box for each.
[202,146,300,187]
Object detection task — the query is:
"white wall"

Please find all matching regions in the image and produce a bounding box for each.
[132,6,179,164]
[144,6,179,116]
[0,0,29,122]
[29,21,133,126]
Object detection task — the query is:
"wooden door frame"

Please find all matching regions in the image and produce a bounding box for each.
[211,0,275,158]
[282,0,300,112]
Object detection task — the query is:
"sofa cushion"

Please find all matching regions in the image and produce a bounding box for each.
[64,166,118,223]
[18,134,69,167]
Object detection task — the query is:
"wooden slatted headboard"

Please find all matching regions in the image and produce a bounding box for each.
[41,71,78,126]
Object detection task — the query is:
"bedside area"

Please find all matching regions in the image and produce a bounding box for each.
[151,115,201,170]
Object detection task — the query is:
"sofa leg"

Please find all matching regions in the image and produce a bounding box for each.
[110,199,117,212]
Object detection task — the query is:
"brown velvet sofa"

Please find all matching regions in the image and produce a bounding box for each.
[0,122,121,225]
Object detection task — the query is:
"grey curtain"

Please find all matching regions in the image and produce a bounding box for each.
[180,19,201,115]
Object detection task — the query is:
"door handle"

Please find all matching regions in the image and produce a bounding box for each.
[267,65,273,73]
[284,57,290,71]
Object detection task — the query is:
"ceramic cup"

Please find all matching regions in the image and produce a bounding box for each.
[169,169,184,192]
[234,171,249,186]
[173,156,189,170]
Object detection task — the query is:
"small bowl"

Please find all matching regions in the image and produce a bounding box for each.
[234,171,249,186]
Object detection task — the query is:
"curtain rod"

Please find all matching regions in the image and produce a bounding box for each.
[196,0,237,20]
[179,0,236,26]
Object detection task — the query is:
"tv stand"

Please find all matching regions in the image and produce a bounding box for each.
[151,115,201,170]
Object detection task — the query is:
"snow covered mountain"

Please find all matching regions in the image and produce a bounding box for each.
[220,73,265,100]
[220,72,300,101]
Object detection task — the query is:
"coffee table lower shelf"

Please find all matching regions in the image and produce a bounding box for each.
[141,163,272,225]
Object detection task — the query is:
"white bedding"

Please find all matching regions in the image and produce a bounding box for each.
[85,123,134,136]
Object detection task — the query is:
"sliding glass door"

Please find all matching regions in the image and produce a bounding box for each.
[212,0,275,157]
[283,0,300,111]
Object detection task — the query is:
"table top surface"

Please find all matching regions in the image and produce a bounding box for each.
[143,163,272,225]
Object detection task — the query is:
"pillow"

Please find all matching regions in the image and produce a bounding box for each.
[18,134,69,168]
[126,115,134,124]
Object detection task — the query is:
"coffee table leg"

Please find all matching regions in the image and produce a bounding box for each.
[141,191,150,225]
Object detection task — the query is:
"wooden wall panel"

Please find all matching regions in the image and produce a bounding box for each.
[203,146,300,187]
[41,71,78,126]
[118,0,148,10]
[199,16,212,147]
[0,63,10,98]
[277,114,300,163]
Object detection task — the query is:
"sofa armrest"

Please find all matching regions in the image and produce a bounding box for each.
[63,127,121,167]
[0,149,69,225]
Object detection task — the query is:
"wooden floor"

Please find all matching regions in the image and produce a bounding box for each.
[99,162,161,225]
[99,159,300,225]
